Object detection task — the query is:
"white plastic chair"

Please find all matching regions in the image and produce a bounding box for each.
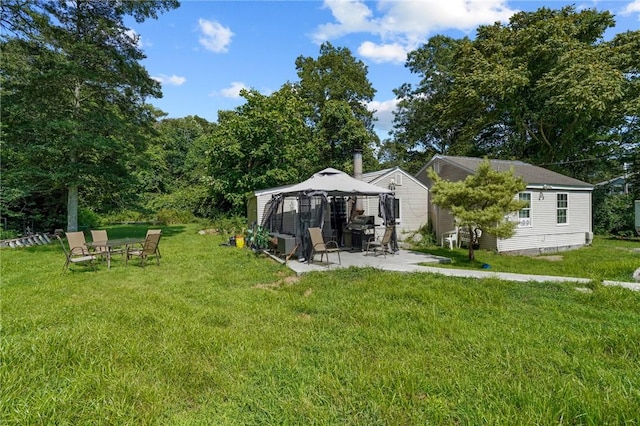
[442,229,458,250]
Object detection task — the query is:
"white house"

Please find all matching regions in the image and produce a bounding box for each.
[361,167,429,241]
[415,155,594,255]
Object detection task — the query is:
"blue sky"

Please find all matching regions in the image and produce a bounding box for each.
[126,0,640,138]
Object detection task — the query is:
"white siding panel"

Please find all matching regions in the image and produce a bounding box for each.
[364,172,428,241]
[498,190,592,253]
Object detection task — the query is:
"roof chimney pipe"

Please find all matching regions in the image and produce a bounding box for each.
[353,149,363,181]
[353,150,363,212]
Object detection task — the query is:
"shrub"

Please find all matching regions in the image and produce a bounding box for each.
[157,209,195,225]
[78,208,102,229]
[593,192,634,237]
[407,222,437,249]
[102,210,150,224]
[211,214,246,238]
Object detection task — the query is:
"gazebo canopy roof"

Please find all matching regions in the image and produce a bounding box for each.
[278,168,392,197]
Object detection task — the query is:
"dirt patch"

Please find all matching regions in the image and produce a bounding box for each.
[253,275,301,290]
[198,228,219,235]
[303,288,313,297]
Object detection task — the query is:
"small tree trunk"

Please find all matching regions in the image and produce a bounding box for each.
[67,185,78,232]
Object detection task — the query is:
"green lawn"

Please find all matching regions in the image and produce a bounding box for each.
[2,224,639,424]
[418,235,640,283]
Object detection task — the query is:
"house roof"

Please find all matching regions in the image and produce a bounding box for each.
[363,166,430,191]
[595,176,626,187]
[422,156,593,189]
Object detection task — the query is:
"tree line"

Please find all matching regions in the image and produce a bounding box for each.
[1,2,638,236]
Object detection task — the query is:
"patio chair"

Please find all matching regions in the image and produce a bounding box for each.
[365,226,395,258]
[58,233,97,272]
[145,229,162,258]
[441,228,458,250]
[126,231,161,268]
[308,227,341,267]
[90,229,123,261]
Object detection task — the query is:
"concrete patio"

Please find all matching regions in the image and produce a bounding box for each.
[264,247,640,291]
[267,248,451,274]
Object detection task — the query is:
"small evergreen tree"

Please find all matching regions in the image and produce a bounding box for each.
[427,159,527,260]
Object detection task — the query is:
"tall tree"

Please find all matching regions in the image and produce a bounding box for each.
[1,0,179,231]
[206,85,318,214]
[381,35,468,174]
[387,6,639,181]
[137,116,217,217]
[428,159,527,260]
[295,42,379,171]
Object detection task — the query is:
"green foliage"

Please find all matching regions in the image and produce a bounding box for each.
[1,225,639,424]
[386,6,639,182]
[593,192,635,237]
[0,0,179,231]
[407,223,438,249]
[295,42,379,170]
[0,225,20,240]
[205,85,319,214]
[246,225,273,250]
[428,159,527,260]
[101,210,152,224]
[77,209,102,230]
[211,214,247,238]
[157,209,195,225]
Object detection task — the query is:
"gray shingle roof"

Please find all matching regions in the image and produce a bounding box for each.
[437,156,593,188]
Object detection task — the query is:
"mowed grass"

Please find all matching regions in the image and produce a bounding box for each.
[1,224,639,424]
[419,235,640,282]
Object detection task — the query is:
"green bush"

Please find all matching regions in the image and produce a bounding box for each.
[157,209,195,225]
[211,214,247,238]
[0,225,20,240]
[593,192,634,237]
[78,208,102,229]
[408,222,437,248]
[102,210,150,223]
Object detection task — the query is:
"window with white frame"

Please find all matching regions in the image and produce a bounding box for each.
[557,193,568,224]
[518,192,532,227]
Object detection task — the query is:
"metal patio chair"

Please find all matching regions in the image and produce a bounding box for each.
[58,232,97,272]
[308,227,341,267]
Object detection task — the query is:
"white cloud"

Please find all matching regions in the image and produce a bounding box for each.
[151,74,186,86]
[368,98,398,134]
[125,29,149,49]
[198,18,234,53]
[218,81,249,98]
[358,41,407,63]
[313,0,518,63]
[622,0,640,17]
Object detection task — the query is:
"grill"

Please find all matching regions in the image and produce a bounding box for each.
[345,215,375,251]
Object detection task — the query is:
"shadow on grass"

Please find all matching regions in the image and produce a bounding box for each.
[104,224,187,239]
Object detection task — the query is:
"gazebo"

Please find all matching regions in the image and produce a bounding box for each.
[260,168,396,261]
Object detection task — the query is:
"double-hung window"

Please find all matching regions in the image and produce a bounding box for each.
[557,193,568,224]
[518,192,532,227]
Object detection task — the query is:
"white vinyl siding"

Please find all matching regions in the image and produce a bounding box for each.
[497,190,592,253]
[363,168,428,241]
